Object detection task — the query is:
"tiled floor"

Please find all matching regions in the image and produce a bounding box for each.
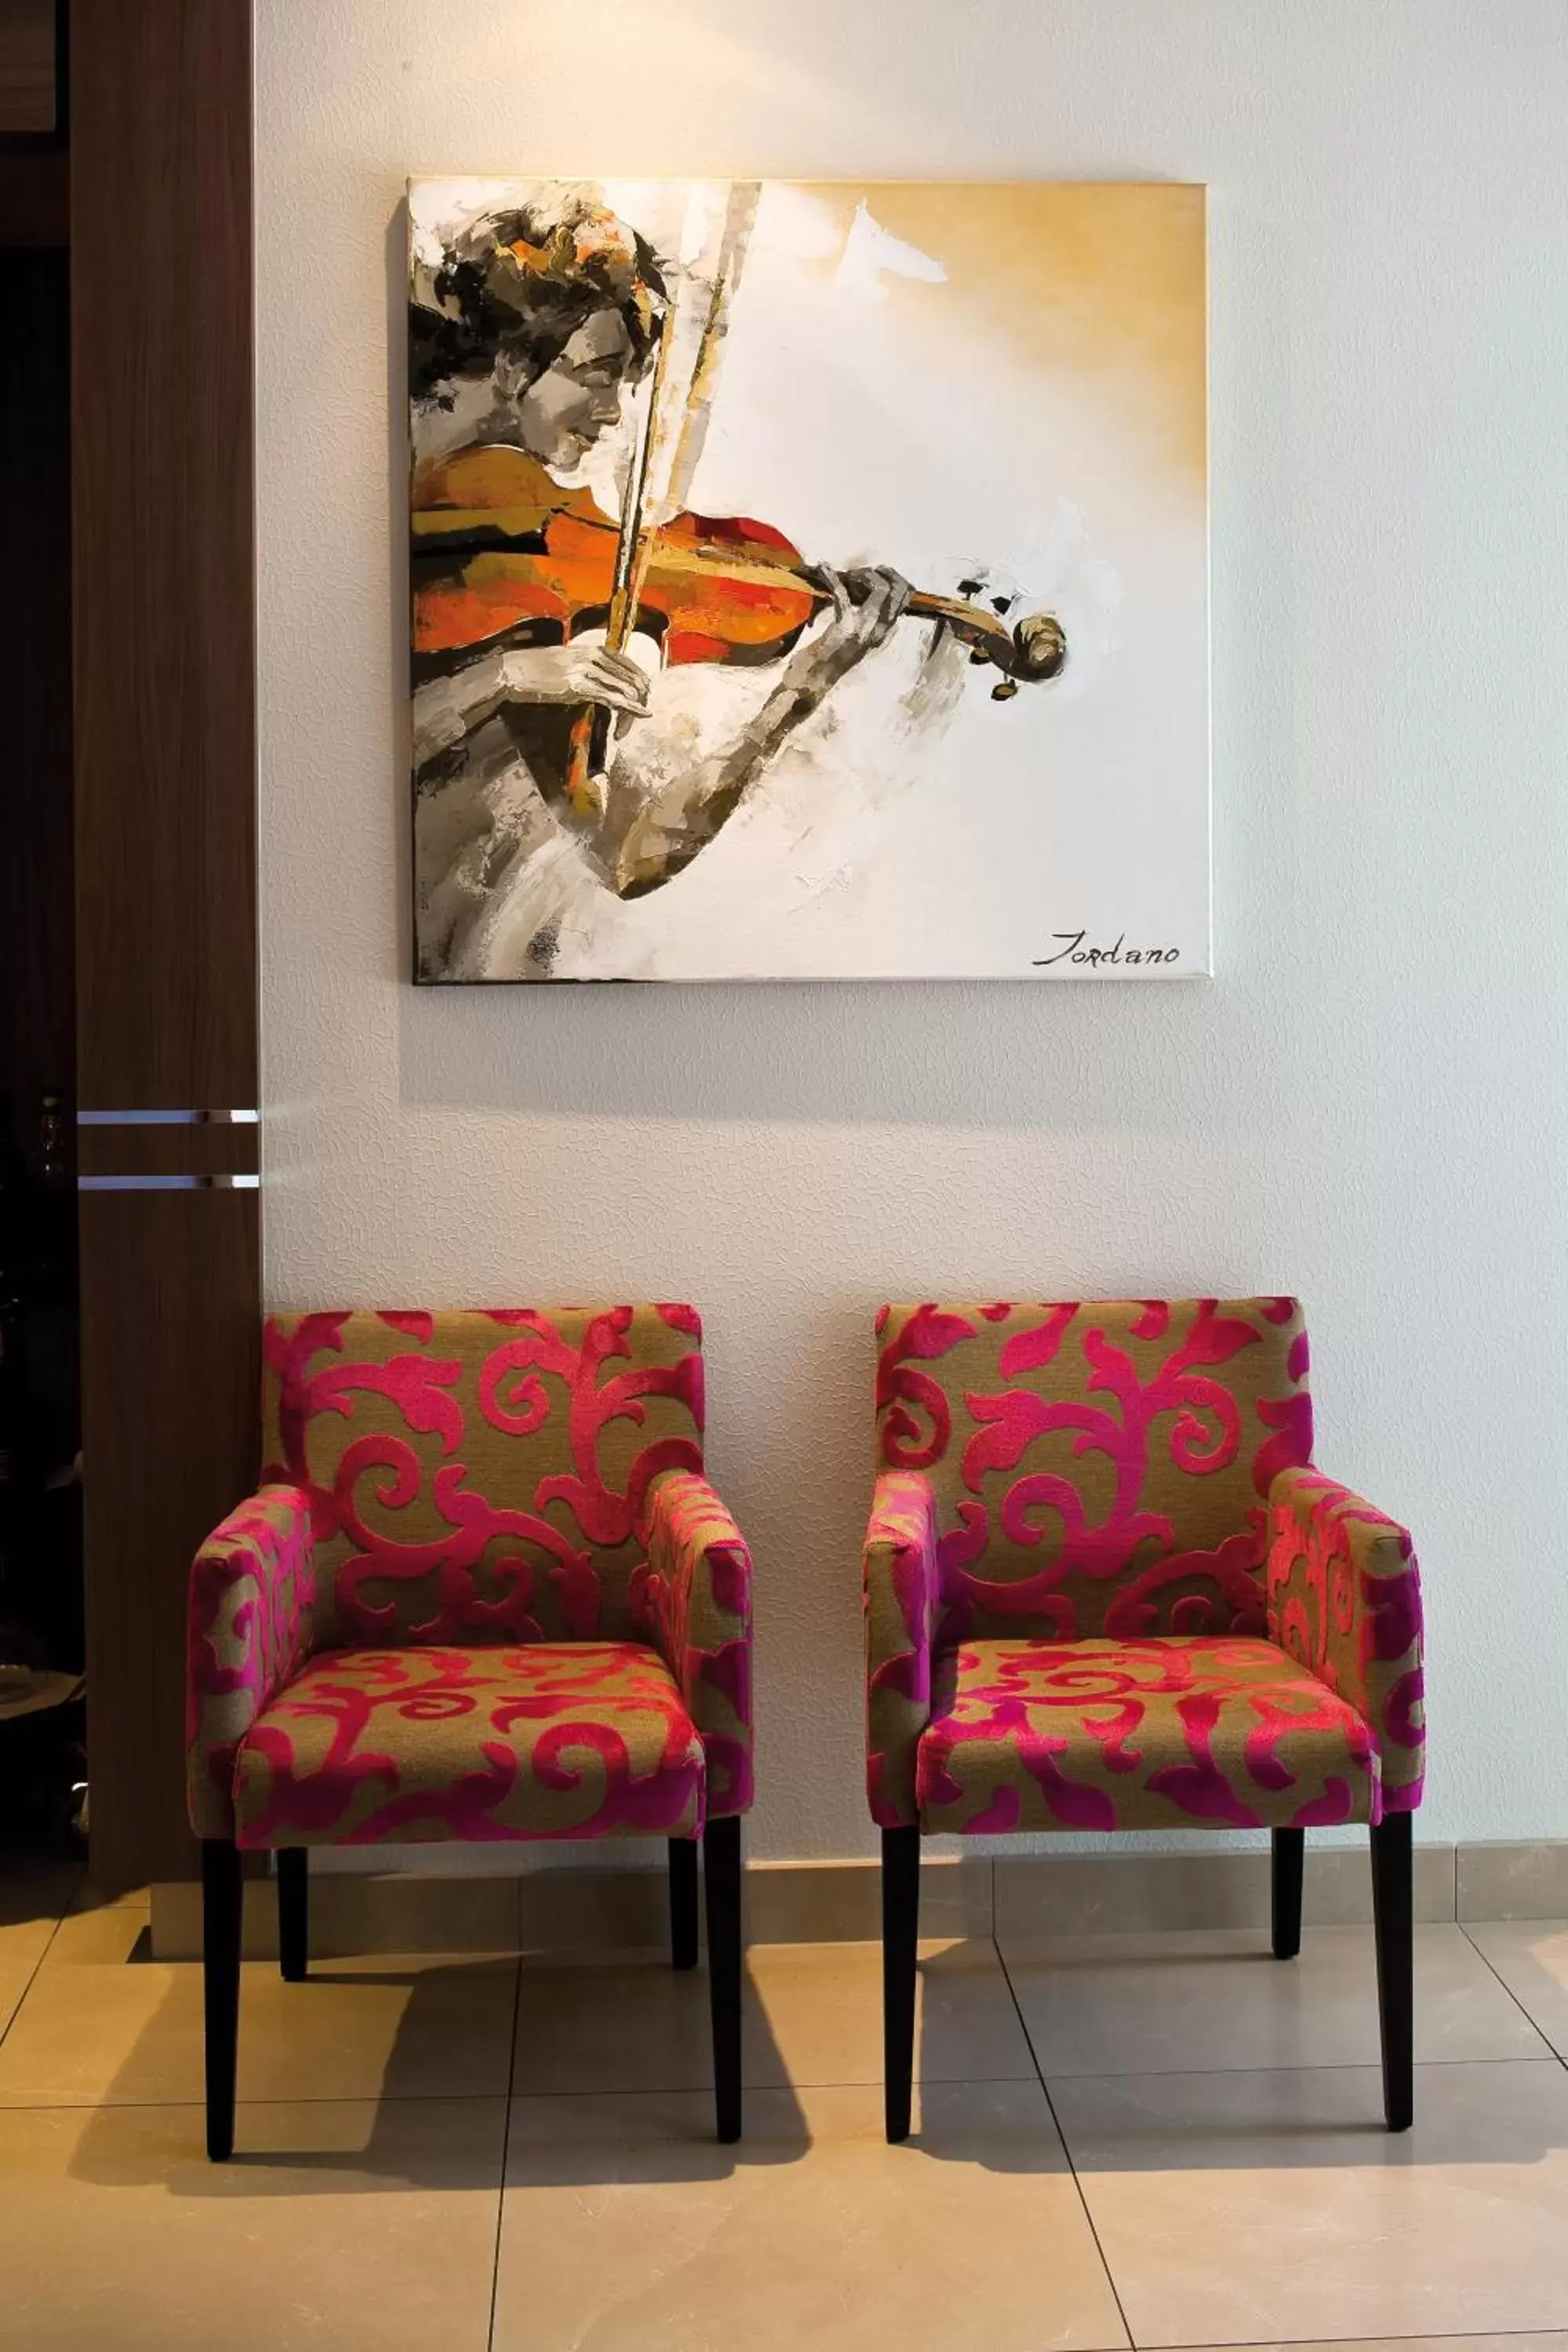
[4,1866,1568,2350]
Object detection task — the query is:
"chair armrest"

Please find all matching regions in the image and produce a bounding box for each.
[635,1470,753,1816]
[186,1484,316,1840]
[1266,1466,1425,1815]
[864,1470,942,1830]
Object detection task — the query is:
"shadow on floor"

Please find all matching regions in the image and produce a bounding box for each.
[60,1941,813,2190]
[5,1839,1559,2190]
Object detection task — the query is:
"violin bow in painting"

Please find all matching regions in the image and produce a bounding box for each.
[561,180,1066,822]
[563,183,760,822]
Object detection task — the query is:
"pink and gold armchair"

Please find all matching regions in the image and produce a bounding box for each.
[864,1298,1424,2140]
[187,1306,752,2158]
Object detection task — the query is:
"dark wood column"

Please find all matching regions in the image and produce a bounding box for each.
[71,0,259,1887]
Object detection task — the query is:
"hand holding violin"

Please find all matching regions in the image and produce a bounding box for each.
[776,566,913,702]
[499,643,651,720]
[409,637,651,772]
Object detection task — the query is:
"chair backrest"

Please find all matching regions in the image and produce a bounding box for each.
[260,1305,705,1652]
[875,1298,1312,1640]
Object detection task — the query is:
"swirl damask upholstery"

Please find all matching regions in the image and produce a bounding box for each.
[864,1298,1424,1835]
[187,1307,753,1849]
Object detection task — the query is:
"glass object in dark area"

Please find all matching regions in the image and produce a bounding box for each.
[33,1087,67,1190]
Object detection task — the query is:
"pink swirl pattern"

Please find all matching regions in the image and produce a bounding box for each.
[863,1471,942,1828]
[261,1305,704,1647]
[187,1305,753,1846]
[864,1298,1424,1832]
[631,1468,753,1814]
[187,1485,317,1839]
[916,1635,1380,1834]
[233,1643,706,1846]
[1266,1468,1425,1813]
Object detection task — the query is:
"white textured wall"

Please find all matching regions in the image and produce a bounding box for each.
[257,0,1568,1863]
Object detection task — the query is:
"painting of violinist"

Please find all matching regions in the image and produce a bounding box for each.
[408,180,1210,982]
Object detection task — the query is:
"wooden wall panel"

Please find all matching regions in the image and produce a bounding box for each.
[72,0,256,1110]
[0,0,57,134]
[77,1193,259,1882]
[72,0,258,1888]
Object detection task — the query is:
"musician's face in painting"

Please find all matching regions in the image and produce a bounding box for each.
[508,308,636,470]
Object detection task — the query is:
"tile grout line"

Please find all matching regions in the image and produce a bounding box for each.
[0,2092,517,2117]
[1138,2328,1568,2350]
[485,1955,524,2352]
[996,2049,1568,2083]
[0,1865,85,2056]
[485,1874,525,2350]
[8,2042,1568,2124]
[1458,1920,1568,2067]
[0,2070,1039,2118]
[992,1933,1136,2352]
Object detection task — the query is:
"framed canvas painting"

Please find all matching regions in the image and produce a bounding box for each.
[408,180,1209,982]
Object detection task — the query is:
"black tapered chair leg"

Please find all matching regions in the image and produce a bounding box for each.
[278,1846,309,1982]
[202,1838,243,2162]
[1272,1827,1305,1959]
[1370,1809,1414,2132]
[669,1836,700,1970]
[882,1826,920,2144]
[703,1814,742,2143]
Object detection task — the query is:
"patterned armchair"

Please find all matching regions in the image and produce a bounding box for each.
[864,1298,1424,2141]
[187,1306,752,2158]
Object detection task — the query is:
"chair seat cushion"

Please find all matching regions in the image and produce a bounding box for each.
[916,1635,1381,1835]
[232,1643,705,1848]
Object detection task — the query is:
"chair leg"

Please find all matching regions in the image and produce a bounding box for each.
[1370,1809,1414,2132]
[201,1838,243,2162]
[882,1825,920,2144]
[1272,1827,1304,1959]
[278,1847,308,1982]
[702,1814,742,2143]
[669,1836,700,1970]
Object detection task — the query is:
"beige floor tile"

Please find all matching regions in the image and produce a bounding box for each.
[67,1876,150,1916]
[1001,1924,1549,2076]
[0,1961,38,2040]
[514,1954,714,2093]
[512,1938,1036,2095]
[0,1915,57,1978]
[744,1937,1036,2089]
[0,1857,78,1970]
[1466,1921,1568,2055]
[238,1956,519,2103]
[1051,2057,1568,2346]
[42,1902,153,1964]
[493,2079,1128,2352]
[0,2097,504,2350]
[1184,2339,1568,2351]
[0,1933,517,2106]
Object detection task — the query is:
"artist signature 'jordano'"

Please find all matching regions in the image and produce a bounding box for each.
[1033,932,1181,969]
